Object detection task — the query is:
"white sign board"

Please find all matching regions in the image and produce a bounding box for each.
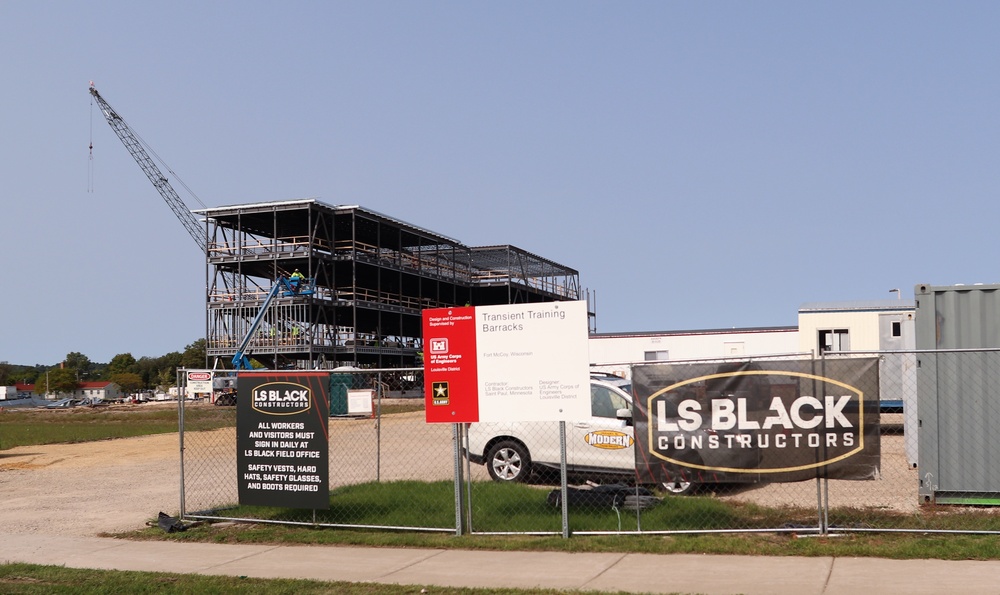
[423,300,591,423]
[186,370,214,394]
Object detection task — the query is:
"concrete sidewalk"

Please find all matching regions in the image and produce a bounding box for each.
[2,532,999,594]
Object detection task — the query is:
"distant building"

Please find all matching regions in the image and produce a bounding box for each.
[589,299,918,375]
[71,381,123,402]
[23,381,124,401]
[798,299,916,353]
[589,326,800,378]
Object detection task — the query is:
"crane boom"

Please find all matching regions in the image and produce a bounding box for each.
[89,84,207,253]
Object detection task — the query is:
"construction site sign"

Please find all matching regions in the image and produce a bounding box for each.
[631,358,881,487]
[422,301,591,423]
[185,370,213,394]
[236,372,330,509]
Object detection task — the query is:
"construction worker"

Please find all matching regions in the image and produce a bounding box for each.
[289,269,305,293]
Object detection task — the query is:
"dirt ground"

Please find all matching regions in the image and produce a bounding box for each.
[0,428,183,536]
[0,399,449,537]
[0,404,919,537]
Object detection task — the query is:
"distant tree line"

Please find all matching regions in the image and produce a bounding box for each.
[0,339,206,395]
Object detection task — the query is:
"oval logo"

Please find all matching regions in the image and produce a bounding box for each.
[251,381,313,416]
[188,372,212,381]
[584,430,634,450]
[645,370,868,474]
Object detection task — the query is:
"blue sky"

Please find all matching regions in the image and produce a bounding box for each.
[3,2,1000,366]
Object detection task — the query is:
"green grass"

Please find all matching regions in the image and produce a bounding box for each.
[0,402,422,450]
[0,563,592,595]
[191,480,1000,536]
[122,479,1000,560]
[0,405,235,449]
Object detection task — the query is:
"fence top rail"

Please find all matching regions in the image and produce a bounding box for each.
[327,367,424,374]
[594,347,1000,370]
[597,352,814,368]
[823,347,1000,355]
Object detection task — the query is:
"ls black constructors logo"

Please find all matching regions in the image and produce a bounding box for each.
[251,382,313,415]
[633,359,880,485]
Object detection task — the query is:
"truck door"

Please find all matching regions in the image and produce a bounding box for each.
[566,382,636,472]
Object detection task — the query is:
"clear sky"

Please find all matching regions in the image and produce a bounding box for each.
[3,2,999,366]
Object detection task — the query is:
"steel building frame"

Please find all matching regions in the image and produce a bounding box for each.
[195,200,589,369]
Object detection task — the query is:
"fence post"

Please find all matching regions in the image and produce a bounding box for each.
[816,352,830,534]
[453,423,464,535]
[375,371,382,483]
[560,421,569,538]
[177,368,186,519]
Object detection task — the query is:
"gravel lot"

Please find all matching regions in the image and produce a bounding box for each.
[0,428,184,536]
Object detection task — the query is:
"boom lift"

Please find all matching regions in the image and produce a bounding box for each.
[231,276,315,370]
[89,83,207,253]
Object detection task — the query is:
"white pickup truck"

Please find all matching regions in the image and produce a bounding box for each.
[465,375,698,495]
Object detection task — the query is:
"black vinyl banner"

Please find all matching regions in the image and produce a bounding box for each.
[633,359,880,486]
[237,372,330,509]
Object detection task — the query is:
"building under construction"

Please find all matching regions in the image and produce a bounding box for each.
[196,200,591,369]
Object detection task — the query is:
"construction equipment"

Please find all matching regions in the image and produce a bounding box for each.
[89,83,207,253]
[231,276,315,370]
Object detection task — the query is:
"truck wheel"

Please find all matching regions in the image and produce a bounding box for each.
[660,479,697,496]
[486,441,531,482]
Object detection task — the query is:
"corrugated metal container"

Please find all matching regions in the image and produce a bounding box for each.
[914,283,1000,349]
[915,283,1000,504]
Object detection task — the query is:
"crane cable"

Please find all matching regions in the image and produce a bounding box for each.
[88,91,95,193]
[129,122,208,210]
[88,83,207,210]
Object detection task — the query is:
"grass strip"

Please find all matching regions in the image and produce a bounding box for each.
[0,563,600,595]
[0,402,422,450]
[121,479,1000,561]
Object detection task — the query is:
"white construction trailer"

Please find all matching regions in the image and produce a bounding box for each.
[589,326,801,378]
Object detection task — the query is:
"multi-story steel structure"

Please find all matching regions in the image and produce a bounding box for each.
[195,199,590,369]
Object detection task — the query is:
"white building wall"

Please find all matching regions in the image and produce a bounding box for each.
[71,384,123,401]
[797,301,917,353]
[797,311,882,352]
[590,327,800,372]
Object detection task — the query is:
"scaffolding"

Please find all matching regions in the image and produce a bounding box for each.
[196,200,591,369]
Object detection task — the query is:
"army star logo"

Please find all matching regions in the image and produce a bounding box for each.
[432,381,449,405]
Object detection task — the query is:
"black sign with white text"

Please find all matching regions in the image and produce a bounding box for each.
[633,359,880,487]
[237,372,330,509]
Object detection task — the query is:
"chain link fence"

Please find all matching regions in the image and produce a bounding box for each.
[178,352,1000,536]
[181,368,458,532]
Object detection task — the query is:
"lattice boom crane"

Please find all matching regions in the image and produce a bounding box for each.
[89,83,207,253]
